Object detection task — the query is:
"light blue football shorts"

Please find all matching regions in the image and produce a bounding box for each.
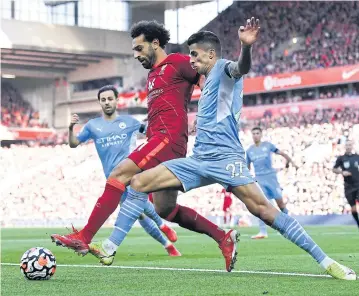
[256,173,283,200]
[162,155,255,192]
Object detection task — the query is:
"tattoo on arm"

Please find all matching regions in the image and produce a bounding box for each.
[228,45,252,78]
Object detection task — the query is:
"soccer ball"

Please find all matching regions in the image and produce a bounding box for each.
[20,247,56,280]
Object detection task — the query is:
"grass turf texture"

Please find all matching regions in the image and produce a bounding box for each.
[2,226,359,295]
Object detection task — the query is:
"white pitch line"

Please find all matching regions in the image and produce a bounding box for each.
[0,262,331,278]
[1,231,356,242]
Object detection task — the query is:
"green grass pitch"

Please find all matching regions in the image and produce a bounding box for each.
[1,226,359,295]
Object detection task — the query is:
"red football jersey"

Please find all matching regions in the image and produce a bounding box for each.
[146,53,199,148]
[221,188,233,207]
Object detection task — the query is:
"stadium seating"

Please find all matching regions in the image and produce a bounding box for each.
[2,1,359,226]
[1,105,356,227]
[1,82,48,128]
[203,1,359,77]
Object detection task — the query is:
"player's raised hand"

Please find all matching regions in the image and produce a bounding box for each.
[292,163,299,170]
[238,17,260,46]
[69,114,79,128]
[342,171,352,177]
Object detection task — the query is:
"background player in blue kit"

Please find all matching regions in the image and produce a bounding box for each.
[114,17,356,279]
[246,127,299,239]
[51,85,180,264]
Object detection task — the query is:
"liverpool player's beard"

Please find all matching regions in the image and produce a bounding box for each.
[142,45,156,69]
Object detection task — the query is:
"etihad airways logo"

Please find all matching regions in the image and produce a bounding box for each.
[263,75,302,91]
[96,134,127,147]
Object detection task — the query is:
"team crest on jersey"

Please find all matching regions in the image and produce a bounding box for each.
[159,64,167,75]
[343,161,350,169]
[119,122,126,129]
[262,147,267,152]
[148,78,156,91]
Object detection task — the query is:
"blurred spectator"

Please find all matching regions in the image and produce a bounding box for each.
[2,105,359,226]
[203,1,359,77]
[1,82,49,128]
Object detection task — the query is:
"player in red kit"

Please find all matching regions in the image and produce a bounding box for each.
[221,189,233,226]
[51,21,238,272]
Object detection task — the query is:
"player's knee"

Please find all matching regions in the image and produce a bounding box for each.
[152,192,178,218]
[109,158,142,184]
[130,175,146,192]
[154,203,174,219]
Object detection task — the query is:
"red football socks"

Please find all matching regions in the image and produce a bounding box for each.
[80,179,125,244]
[167,204,225,243]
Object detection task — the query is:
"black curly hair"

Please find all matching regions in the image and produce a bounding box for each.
[130,20,170,49]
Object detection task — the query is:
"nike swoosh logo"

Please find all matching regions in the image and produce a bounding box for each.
[342,68,359,80]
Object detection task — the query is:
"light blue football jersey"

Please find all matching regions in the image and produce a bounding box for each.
[192,59,244,159]
[77,115,140,178]
[246,141,279,176]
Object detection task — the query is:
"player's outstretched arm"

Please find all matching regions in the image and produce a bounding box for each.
[227,17,260,78]
[276,150,299,169]
[68,114,80,148]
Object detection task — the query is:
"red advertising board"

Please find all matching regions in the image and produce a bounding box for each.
[3,127,56,140]
[243,64,359,94]
[188,97,359,123]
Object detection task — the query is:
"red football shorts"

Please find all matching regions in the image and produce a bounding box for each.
[148,193,154,203]
[128,136,186,171]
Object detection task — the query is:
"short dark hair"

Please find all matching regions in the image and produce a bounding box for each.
[130,20,170,48]
[97,85,118,100]
[187,31,222,56]
[252,127,262,133]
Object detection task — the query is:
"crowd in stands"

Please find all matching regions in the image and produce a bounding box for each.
[2,0,359,226]
[2,105,358,227]
[191,83,358,110]
[203,1,359,77]
[1,82,48,128]
[245,83,359,107]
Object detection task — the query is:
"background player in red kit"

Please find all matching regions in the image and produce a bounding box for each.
[52,21,238,271]
[221,189,233,226]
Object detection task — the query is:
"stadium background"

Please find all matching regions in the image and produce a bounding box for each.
[1,0,359,229]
